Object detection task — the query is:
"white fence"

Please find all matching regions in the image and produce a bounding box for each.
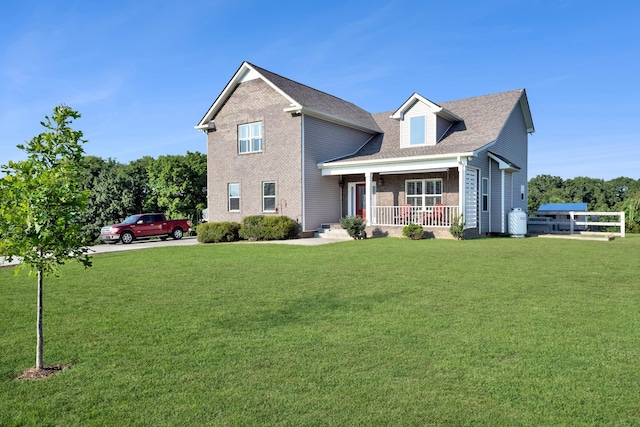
[528,211,625,238]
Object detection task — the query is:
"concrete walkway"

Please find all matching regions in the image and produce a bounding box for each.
[0,236,350,268]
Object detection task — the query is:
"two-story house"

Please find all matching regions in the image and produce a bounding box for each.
[196,62,534,238]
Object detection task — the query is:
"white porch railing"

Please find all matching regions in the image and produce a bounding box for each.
[372,205,459,227]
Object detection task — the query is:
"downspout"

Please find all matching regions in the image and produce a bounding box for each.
[501,170,506,233]
[488,160,492,233]
[339,175,343,221]
[203,125,214,220]
[301,114,306,231]
[365,171,372,226]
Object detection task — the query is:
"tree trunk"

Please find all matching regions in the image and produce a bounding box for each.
[36,268,44,370]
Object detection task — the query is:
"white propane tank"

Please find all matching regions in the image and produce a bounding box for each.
[508,208,527,237]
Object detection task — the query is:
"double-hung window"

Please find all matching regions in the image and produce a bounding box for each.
[228,183,240,212]
[238,121,263,154]
[262,181,276,212]
[482,178,489,212]
[406,179,442,207]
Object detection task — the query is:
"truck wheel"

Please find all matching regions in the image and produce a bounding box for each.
[171,228,183,240]
[120,231,134,244]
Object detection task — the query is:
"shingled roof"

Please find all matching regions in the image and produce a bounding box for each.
[197,63,533,165]
[196,62,381,133]
[326,89,529,163]
[248,63,382,133]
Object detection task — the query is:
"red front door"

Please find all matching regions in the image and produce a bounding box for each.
[355,184,366,219]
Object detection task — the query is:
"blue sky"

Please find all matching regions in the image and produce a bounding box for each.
[1,0,638,180]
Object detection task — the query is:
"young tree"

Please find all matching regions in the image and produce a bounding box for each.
[0,105,92,371]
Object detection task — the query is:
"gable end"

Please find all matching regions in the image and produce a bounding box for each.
[397,98,457,148]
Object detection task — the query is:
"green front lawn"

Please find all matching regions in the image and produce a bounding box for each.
[2,236,639,425]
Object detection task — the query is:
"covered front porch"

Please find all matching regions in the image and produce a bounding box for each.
[340,167,463,229]
[318,153,478,236]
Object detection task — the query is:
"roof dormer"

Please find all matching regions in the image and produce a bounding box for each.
[391,93,462,148]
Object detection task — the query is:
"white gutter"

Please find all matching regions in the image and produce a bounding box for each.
[488,160,492,233]
[196,62,300,130]
[501,170,506,233]
[320,158,465,176]
[318,151,475,169]
[301,114,306,231]
[488,152,520,172]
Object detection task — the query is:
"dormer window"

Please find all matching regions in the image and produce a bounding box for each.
[392,93,463,149]
[409,115,426,145]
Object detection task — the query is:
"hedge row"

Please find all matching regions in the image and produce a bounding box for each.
[196,215,299,243]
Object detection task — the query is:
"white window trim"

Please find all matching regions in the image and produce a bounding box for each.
[228,183,240,212]
[409,115,427,146]
[238,121,263,154]
[347,181,377,218]
[262,181,276,212]
[405,178,443,207]
[482,177,489,212]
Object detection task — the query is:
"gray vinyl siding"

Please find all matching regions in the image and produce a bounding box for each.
[505,172,513,211]
[468,99,529,233]
[303,115,375,231]
[485,166,513,233]
[436,116,452,142]
[490,102,529,212]
[489,160,502,232]
[467,148,487,232]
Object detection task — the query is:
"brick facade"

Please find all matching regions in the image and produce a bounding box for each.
[207,79,303,223]
[199,63,532,238]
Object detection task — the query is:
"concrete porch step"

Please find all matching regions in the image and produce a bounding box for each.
[314,224,352,240]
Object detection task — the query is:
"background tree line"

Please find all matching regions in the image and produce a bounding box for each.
[75,160,640,241]
[528,175,640,232]
[78,152,207,241]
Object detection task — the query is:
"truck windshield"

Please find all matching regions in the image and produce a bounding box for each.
[122,215,141,224]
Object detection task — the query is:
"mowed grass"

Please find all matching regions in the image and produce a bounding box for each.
[1,235,640,426]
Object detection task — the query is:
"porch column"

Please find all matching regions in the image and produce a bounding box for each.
[365,171,372,226]
[458,160,465,226]
[501,170,506,233]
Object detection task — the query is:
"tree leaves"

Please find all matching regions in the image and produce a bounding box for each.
[528,174,640,213]
[0,105,92,275]
[145,151,207,223]
[75,151,207,240]
[528,174,640,233]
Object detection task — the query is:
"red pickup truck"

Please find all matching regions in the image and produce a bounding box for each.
[100,213,192,244]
